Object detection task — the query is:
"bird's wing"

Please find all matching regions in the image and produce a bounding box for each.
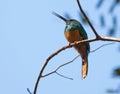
[78,25,90,53]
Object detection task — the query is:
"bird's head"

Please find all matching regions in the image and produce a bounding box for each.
[53,12,80,31]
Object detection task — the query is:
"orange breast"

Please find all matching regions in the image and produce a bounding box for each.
[65,29,87,57]
[65,29,83,43]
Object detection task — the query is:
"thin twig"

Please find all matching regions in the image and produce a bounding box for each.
[90,42,115,53]
[27,88,32,94]
[42,55,79,78]
[77,0,100,38]
[55,72,73,80]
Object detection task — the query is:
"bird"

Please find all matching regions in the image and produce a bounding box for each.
[53,12,90,79]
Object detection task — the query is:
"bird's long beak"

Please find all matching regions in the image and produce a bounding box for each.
[52,12,68,23]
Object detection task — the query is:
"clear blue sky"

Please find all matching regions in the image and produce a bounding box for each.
[0,0,120,94]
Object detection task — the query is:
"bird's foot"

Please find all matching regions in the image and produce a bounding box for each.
[68,43,71,46]
[74,41,79,45]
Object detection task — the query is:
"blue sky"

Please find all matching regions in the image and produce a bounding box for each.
[0,0,120,94]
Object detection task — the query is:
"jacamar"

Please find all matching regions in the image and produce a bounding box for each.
[53,12,90,79]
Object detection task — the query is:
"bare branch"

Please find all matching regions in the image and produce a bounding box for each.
[33,36,120,94]
[77,0,100,38]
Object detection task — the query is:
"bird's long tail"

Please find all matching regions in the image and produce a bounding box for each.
[74,44,88,79]
[82,57,88,79]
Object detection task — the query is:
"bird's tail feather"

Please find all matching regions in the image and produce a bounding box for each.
[82,57,88,79]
